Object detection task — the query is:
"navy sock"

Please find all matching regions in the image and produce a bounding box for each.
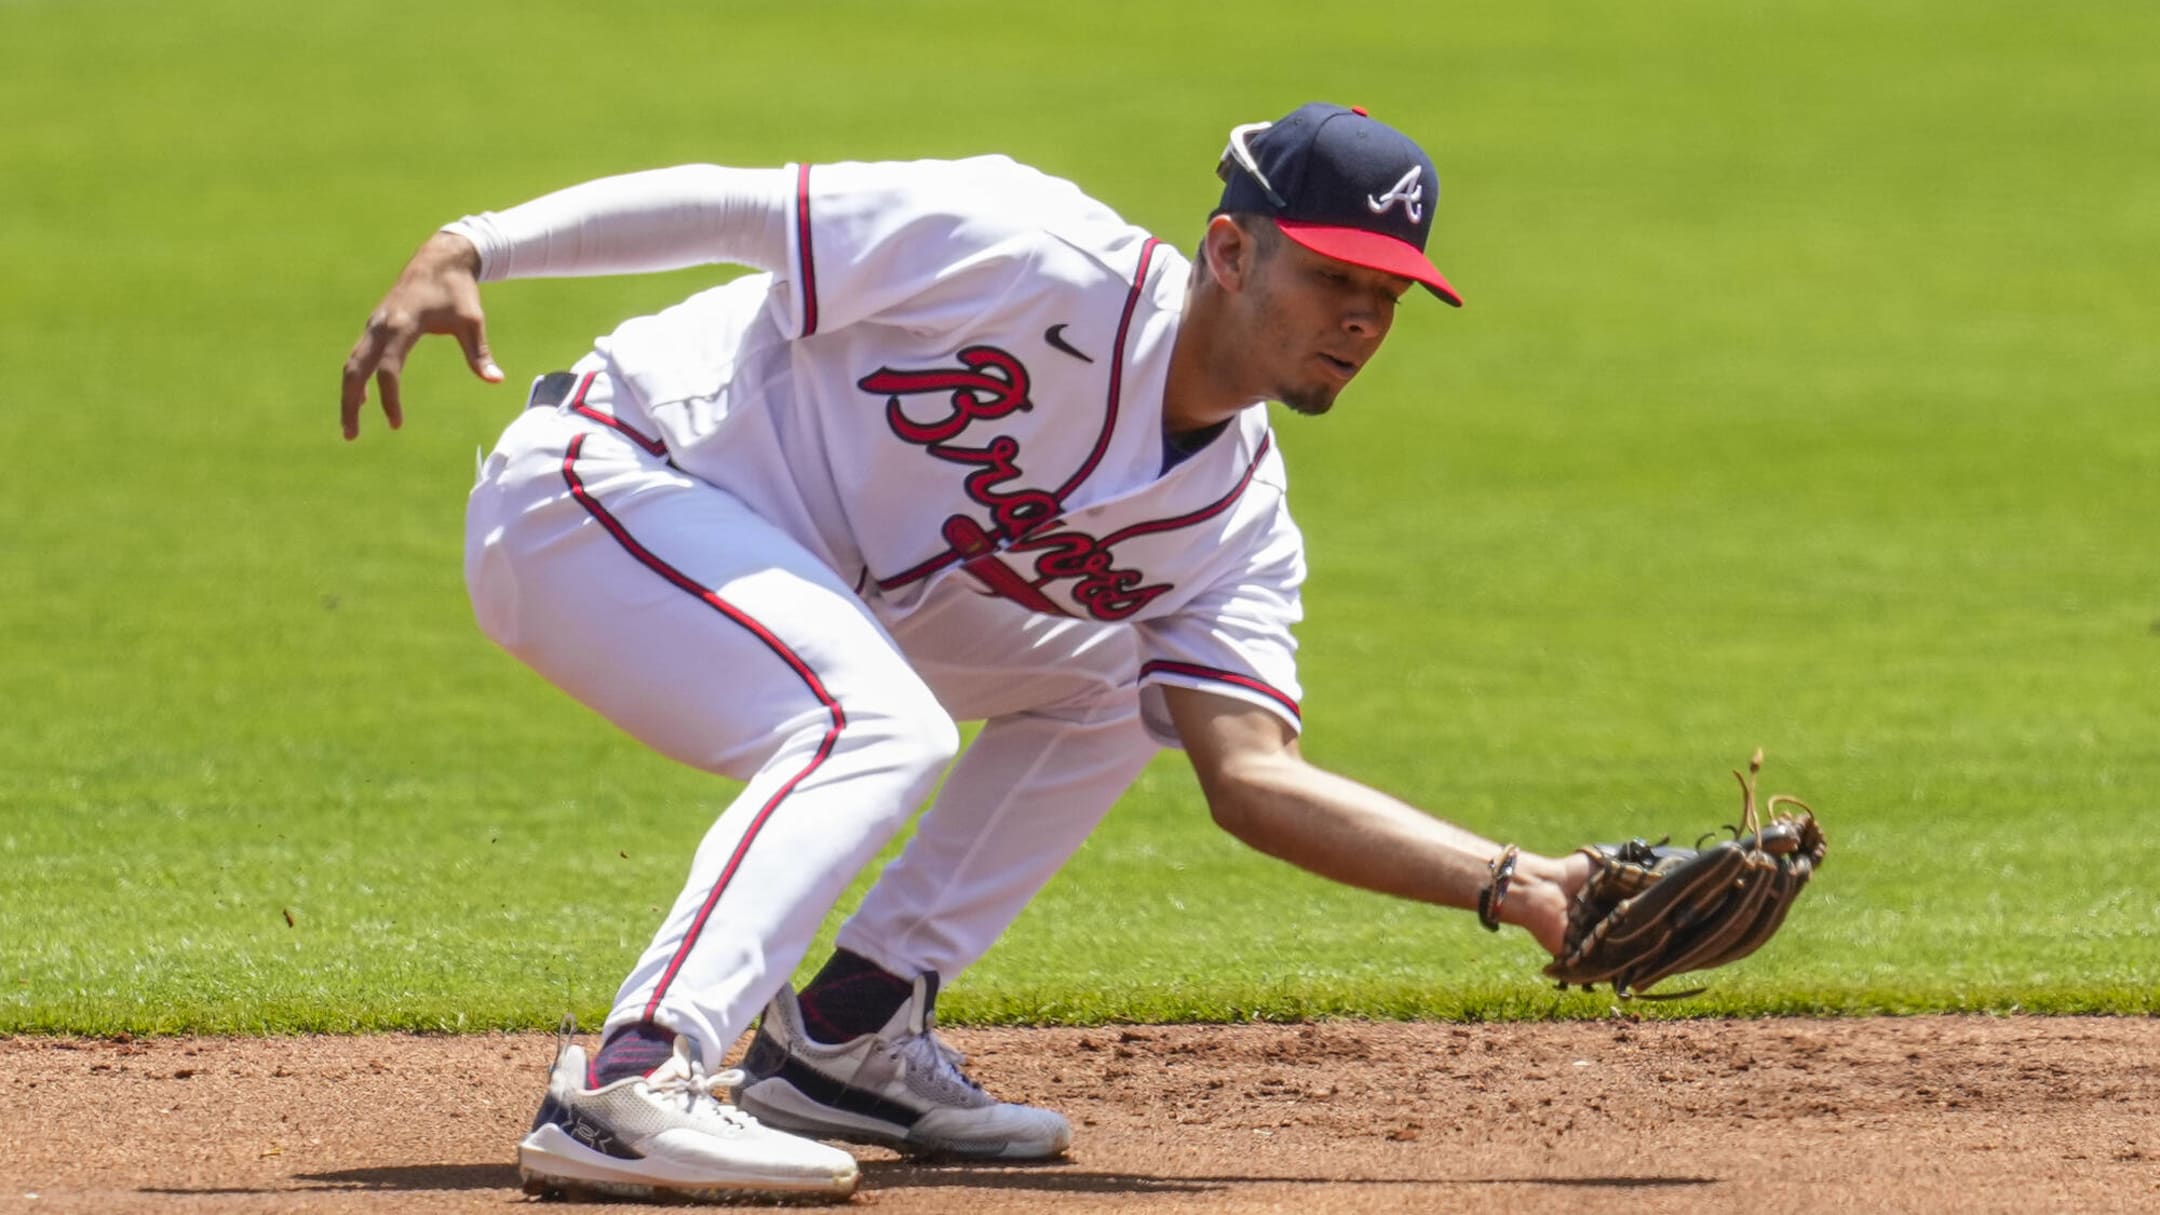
[795,949,914,1044]
[590,1021,680,1087]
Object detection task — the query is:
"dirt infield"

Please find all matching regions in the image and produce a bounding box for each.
[6,1016,2156,1213]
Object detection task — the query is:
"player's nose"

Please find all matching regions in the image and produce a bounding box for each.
[1341,304,1390,341]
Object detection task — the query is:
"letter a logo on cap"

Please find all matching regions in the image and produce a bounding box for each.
[1366,165,1425,224]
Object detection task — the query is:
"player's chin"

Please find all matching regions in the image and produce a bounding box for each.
[1275,383,1339,417]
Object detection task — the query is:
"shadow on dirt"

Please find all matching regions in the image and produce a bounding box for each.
[138,1164,518,1199]
[297,1163,520,1191]
[859,1161,1720,1195]
[141,1163,1718,1199]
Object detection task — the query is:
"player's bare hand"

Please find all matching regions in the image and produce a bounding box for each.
[340,230,504,440]
[1503,850,1595,958]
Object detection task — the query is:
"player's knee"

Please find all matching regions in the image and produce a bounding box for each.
[840,691,961,800]
[885,703,963,781]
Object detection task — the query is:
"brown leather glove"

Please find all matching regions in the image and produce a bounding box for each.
[1544,749,1828,999]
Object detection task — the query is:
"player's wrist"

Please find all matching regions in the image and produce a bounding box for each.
[1489,851,1577,957]
[1475,844,1520,931]
[430,229,483,273]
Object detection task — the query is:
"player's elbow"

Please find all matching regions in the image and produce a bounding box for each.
[1167,685,1306,845]
[1204,783,1259,841]
[1196,751,1296,846]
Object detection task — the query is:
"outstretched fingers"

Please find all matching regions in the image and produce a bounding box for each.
[450,281,505,385]
[340,323,385,440]
[341,311,419,440]
[338,231,495,440]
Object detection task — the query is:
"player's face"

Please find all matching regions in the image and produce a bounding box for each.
[1245,239,1412,417]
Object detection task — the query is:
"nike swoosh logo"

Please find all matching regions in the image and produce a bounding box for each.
[1044,323,1094,364]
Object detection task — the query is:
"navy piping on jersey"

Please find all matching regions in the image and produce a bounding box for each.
[1101,432,1273,549]
[1139,659,1301,723]
[558,432,848,1021]
[796,163,820,337]
[564,371,669,457]
[1052,237,1160,502]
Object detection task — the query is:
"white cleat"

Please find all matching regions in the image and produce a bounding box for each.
[517,1029,859,1203]
[734,975,1071,1161]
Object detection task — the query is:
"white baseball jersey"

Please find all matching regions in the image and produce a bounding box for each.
[584,156,1309,743]
[455,154,1319,1058]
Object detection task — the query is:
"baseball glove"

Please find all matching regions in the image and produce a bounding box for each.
[1521,749,1827,1000]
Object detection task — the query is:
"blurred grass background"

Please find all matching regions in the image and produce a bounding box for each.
[2,0,2155,1032]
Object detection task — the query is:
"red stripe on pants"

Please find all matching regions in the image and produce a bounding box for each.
[558,433,848,1020]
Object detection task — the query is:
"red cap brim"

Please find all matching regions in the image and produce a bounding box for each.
[1276,220,1463,307]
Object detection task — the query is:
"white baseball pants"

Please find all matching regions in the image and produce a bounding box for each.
[464,376,1156,1064]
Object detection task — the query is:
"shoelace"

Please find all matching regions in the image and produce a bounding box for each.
[641,1059,756,1131]
[704,1066,754,1107]
[890,1030,985,1095]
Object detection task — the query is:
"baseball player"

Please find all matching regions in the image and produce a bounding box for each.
[341,102,1595,1203]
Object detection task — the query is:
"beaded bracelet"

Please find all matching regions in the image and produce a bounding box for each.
[1477,843,1521,932]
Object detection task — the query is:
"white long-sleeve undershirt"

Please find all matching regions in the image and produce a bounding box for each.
[441,164,793,282]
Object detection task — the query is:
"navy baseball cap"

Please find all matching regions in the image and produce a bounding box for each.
[1215,102,1462,306]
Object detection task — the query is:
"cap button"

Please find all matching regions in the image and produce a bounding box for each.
[1350,105,1369,116]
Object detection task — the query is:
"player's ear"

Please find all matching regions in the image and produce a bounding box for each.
[1201,214,1253,291]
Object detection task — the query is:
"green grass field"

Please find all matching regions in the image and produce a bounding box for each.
[3,0,2155,1035]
